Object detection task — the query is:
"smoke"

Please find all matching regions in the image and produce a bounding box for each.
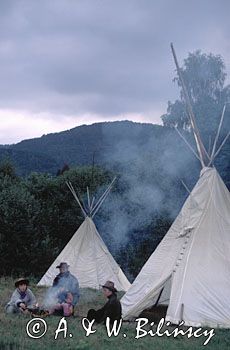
[43,286,60,308]
[94,122,200,254]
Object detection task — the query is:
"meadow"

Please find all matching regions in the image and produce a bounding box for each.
[0,277,229,350]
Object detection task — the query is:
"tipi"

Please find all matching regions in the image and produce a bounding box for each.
[121,44,230,327]
[38,178,131,291]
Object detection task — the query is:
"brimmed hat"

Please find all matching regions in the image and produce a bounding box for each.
[101,281,117,293]
[15,278,29,288]
[56,262,69,269]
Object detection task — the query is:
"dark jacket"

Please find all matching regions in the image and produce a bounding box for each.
[53,271,80,305]
[87,293,122,324]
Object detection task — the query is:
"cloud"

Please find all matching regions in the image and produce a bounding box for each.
[0,110,80,144]
[0,108,163,144]
[0,0,229,142]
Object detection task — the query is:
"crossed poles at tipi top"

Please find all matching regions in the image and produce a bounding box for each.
[66,176,117,219]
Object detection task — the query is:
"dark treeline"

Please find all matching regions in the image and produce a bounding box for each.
[0,159,185,280]
[0,164,113,277]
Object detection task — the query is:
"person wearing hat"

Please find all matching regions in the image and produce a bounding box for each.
[86,281,122,326]
[5,278,36,314]
[51,262,80,310]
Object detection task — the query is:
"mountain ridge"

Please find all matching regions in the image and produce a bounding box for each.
[0,120,165,175]
[0,120,228,187]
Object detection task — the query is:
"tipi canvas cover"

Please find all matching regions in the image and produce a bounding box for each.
[38,180,131,291]
[121,167,230,327]
[38,217,130,291]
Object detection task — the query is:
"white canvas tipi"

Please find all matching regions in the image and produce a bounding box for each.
[38,179,131,291]
[121,44,230,327]
[121,167,230,327]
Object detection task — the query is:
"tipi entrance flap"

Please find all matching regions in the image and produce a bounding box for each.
[157,277,172,305]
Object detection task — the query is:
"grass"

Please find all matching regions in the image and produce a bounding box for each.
[0,277,229,350]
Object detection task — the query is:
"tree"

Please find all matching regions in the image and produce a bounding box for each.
[0,159,17,179]
[0,181,40,275]
[161,50,230,148]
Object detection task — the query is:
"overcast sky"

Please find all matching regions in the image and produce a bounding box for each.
[0,0,229,144]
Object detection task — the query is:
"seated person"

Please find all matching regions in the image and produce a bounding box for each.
[52,262,80,307]
[48,291,74,317]
[5,278,36,314]
[87,281,121,326]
